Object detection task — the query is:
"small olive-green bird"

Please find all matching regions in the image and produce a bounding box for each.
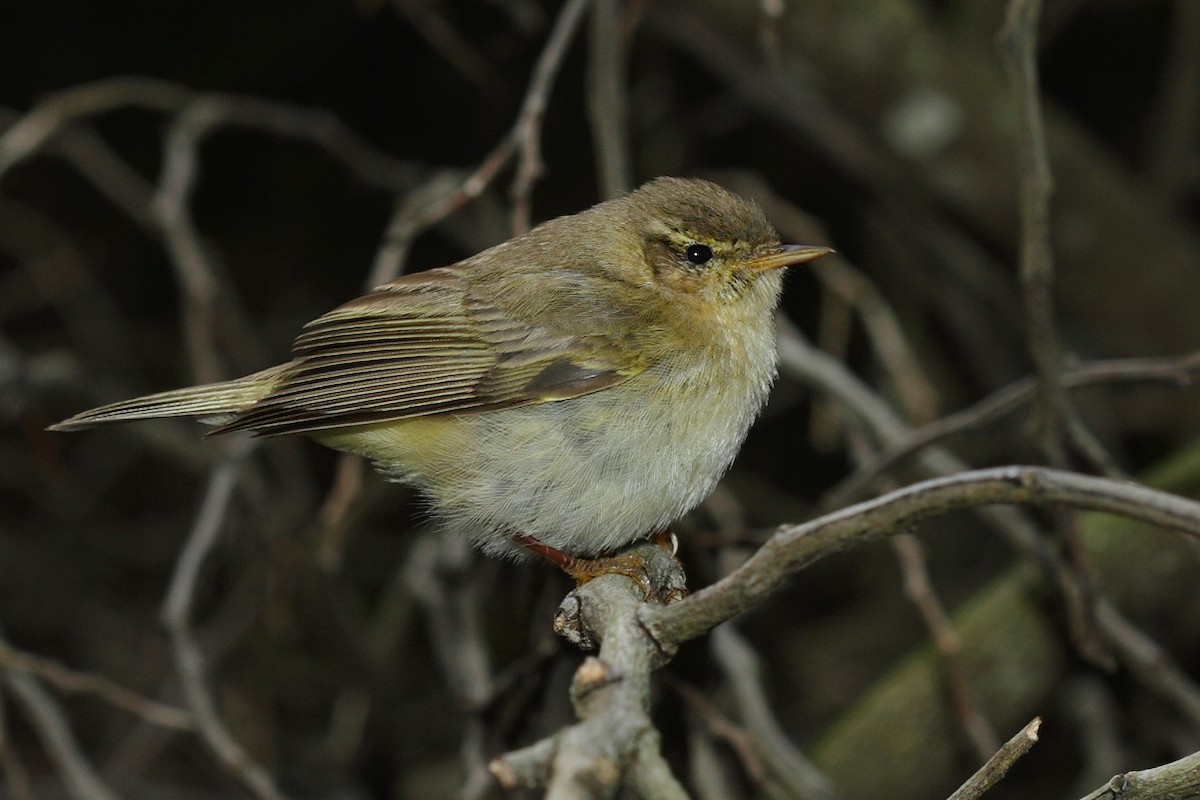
[51,177,831,560]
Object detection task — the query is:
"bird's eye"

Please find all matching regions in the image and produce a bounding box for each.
[685,243,713,265]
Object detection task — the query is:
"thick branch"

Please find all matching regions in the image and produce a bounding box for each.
[491,543,684,797]
[641,466,1200,646]
[1078,749,1200,800]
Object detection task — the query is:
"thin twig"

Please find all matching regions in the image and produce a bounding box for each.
[1093,600,1200,728]
[1061,677,1125,797]
[0,688,36,800]
[0,77,191,179]
[160,440,288,800]
[669,677,777,795]
[153,94,422,384]
[3,668,122,800]
[946,717,1041,800]
[710,625,841,800]
[891,535,999,760]
[388,0,498,91]
[510,0,592,233]
[1000,0,1070,466]
[814,258,940,425]
[403,535,496,798]
[686,713,749,800]
[587,0,634,198]
[999,0,1119,479]
[366,171,471,288]
[0,641,193,731]
[152,101,232,385]
[366,0,592,279]
[825,351,1200,508]
[757,0,785,74]
[1144,1,1200,199]
[313,454,366,572]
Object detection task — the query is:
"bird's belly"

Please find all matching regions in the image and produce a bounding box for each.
[318,366,767,558]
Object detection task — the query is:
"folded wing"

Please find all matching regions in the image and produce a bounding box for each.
[214,268,638,436]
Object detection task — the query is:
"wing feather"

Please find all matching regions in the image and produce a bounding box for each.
[213,267,640,436]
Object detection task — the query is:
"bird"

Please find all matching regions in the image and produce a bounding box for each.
[50,177,831,568]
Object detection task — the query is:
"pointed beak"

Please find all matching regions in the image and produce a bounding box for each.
[746,244,835,272]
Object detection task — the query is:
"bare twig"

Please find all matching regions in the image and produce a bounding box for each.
[0,77,191,179]
[946,717,1041,800]
[1000,0,1070,466]
[0,641,193,731]
[153,94,423,383]
[388,0,498,91]
[628,728,690,800]
[364,0,592,276]
[366,171,473,287]
[999,1,1124,666]
[757,0,785,73]
[1077,748,1200,800]
[710,625,840,800]
[814,258,940,425]
[3,668,122,800]
[641,466,1200,647]
[587,0,634,197]
[1093,600,1200,728]
[510,0,591,233]
[1061,677,1125,797]
[2,78,418,210]
[160,440,288,800]
[313,454,366,572]
[0,689,36,800]
[670,677,777,795]
[891,535,999,760]
[404,534,496,799]
[1144,1,1200,199]
[151,102,230,384]
[827,351,1200,507]
[686,715,747,800]
[49,125,161,231]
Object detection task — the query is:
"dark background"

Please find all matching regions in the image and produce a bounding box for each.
[2,1,1199,798]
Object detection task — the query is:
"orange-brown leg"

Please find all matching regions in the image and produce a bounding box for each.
[514,531,685,602]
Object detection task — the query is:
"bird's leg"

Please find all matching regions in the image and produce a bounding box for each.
[513,531,687,604]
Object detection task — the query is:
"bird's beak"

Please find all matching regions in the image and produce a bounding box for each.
[746,244,835,272]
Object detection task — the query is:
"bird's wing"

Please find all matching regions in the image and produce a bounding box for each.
[213,268,640,436]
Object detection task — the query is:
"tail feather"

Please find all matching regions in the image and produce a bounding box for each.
[48,364,288,432]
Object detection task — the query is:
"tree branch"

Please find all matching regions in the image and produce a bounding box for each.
[1077,748,1200,800]
[641,466,1200,647]
[946,717,1041,800]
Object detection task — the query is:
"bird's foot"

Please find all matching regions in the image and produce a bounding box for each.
[514,530,687,604]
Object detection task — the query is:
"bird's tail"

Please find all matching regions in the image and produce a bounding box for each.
[47,364,288,432]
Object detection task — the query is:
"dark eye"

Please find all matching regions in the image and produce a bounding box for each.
[685,243,713,265]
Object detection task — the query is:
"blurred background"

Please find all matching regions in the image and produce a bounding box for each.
[2,1,1199,798]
